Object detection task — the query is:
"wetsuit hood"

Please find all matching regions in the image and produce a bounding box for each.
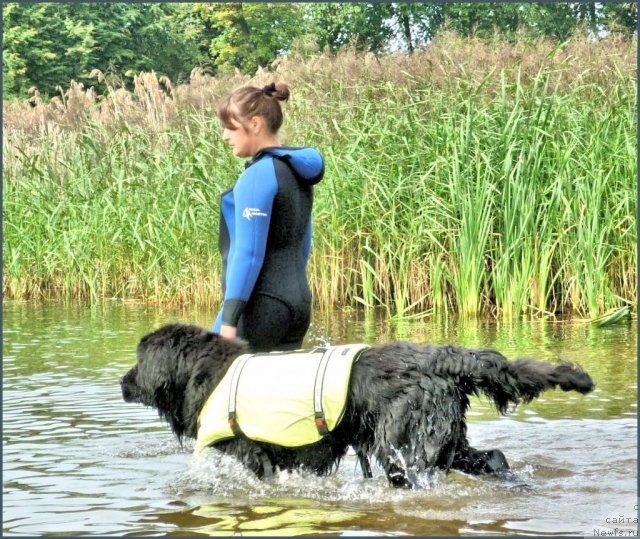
[247,146,324,185]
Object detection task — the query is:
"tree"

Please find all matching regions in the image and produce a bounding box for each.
[301,3,394,53]
[127,4,211,83]
[435,3,635,42]
[437,3,577,41]
[388,4,445,53]
[602,2,638,35]
[2,3,209,99]
[3,4,96,97]
[199,3,304,73]
[3,2,635,99]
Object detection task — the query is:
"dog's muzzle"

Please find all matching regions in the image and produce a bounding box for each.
[120,366,139,402]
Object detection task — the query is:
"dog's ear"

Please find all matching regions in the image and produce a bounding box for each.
[182,357,219,437]
[135,324,210,395]
[181,334,250,437]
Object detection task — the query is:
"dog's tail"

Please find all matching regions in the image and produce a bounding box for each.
[454,351,595,413]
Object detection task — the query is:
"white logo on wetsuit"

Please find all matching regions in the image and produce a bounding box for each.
[242,207,268,220]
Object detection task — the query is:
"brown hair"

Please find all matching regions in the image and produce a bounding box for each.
[217,82,291,133]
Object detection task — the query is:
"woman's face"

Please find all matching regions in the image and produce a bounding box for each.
[221,117,256,158]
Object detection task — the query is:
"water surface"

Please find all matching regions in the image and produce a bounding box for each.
[3,302,637,536]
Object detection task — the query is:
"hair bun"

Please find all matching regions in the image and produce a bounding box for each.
[261,82,277,96]
[262,82,290,102]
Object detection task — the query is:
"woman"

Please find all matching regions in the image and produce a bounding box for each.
[212,82,324,352]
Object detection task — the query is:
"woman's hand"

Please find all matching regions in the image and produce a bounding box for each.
[219,324,237,339]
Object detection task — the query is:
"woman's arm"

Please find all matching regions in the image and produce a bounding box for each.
[220,158,278,329]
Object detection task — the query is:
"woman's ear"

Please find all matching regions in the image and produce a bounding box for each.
[249,115,264,135]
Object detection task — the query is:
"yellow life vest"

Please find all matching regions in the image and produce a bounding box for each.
[194,344,369,455]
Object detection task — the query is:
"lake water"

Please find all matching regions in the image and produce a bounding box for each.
[3,302,637,536]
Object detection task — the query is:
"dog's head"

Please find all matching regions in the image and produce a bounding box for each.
[121,323,248,440]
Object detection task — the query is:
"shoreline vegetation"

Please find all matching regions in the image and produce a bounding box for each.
[3,33,637,319]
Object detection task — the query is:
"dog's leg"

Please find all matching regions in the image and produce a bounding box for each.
[383,462,414,488]
[356,450,373,479]
[376,445,419,488]
[215,438,275,480]
[370,402,441,488]
[258,451,275,480]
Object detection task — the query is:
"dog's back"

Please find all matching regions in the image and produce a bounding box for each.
[350,342,594,411]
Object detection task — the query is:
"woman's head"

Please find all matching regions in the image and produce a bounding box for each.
[218,82,290,157]
[218,81,290,129]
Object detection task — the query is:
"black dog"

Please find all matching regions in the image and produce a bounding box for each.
[121,323,595,488]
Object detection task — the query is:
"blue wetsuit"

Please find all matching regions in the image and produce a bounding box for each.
[212,146,324,351]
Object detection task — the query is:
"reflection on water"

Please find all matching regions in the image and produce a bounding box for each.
[3,302,637,536]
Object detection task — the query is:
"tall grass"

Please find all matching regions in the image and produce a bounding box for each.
[3,33,637,318]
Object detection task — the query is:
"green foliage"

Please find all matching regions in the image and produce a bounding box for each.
[602,3,638,35]
[193,3,304,73]
[388,4,445,52]
[437,3,637,42]
[127,4,211,83]
[5,2,636,100]
[3,4,94,97]
[2,3,210,99]
[302,4,394,53]
[440,3,584,41]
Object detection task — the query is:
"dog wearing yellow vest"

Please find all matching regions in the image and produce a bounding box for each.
[121,323,595,488]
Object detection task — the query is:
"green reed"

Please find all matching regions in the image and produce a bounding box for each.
[3,35,637,318]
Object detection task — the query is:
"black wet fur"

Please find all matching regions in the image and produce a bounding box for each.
[121,323,595,488]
